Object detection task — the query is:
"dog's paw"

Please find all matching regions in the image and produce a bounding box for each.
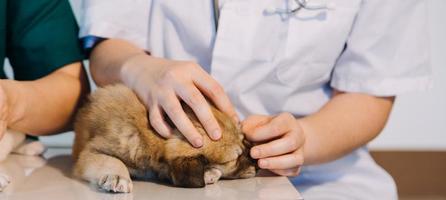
[0,173,11,192]
[238,166,257,178]
[204,168,222,185]
[98,175,133,193]
[13,141,46,156]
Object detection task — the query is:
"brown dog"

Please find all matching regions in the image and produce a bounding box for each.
[72,84,256,192]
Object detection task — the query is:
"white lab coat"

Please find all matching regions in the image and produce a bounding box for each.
[80,0,431,199]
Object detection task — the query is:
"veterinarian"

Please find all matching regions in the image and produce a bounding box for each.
[0,0,88,139]
[81,0,431,199]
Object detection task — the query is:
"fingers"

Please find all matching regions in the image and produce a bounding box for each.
[130,60,236,147]
[257,150,304,170]
[159,91,203,147]
[250,135,299,159]
[244,113,295,142]
[0,121,6,140]
[0,90,7,141]
[176,84,221,140]
[148,104,173,138]
[193,68,238,123]
[241,115,272,134]
[269,167,302,177]
[243,113,305,177]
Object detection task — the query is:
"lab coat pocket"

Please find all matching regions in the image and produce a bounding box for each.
[275,1,359,88]
[213,1,289,62]
[275,61,332,88]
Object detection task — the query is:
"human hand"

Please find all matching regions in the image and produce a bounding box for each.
[0,80,20,140]
[242,113,305,176]
[121,54,238,147]
[0,82,7,140]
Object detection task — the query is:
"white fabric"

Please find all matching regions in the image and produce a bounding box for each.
[290,147,397,199]
[80,0,431,199]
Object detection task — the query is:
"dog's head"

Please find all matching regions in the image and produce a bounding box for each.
[165,104,257,188]
[167,140,257,188]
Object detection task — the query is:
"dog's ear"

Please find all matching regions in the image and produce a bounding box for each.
[169,155,208,188]
[242,139,260,171]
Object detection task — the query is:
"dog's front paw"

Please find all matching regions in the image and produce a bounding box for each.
[0,173,11,192]
[98,175,133,193]
[204,168,222,185]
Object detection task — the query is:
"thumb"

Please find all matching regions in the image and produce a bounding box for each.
[241,115,272,134]
[0,120,6,141]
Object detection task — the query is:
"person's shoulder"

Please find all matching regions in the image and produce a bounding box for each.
[7,0,84,81]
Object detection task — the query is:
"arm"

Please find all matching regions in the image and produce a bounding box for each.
[243,89,394,175]
[89,39,238,147]
[88,39,142,86]
[0,62,89,137]
[300,90,394,164]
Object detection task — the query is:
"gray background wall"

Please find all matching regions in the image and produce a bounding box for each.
[369,0,446,150]
[4,0,446,150]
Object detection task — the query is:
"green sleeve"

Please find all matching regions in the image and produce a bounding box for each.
[6,0,84,81]
[0,0,6,78]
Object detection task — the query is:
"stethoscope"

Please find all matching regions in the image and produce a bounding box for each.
[265,0,334,14]
[265,0,335,14]
[213,0,334,29]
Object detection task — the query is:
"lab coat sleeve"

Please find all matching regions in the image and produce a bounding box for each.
[330,0,432,96]
[79,0,150,50]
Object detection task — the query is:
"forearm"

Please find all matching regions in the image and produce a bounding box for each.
[299,90,395,165]
[90,39,150,86]
[2,62,89,135]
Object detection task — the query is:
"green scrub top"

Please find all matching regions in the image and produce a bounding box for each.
[0,0,84,80]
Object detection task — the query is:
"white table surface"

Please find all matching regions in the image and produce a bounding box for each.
[0,148,302,200]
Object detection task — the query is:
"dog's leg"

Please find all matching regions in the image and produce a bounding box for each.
[73,147,133,193]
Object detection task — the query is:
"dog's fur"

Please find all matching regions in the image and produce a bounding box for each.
[72,84,257,193]
[0,130,46,192]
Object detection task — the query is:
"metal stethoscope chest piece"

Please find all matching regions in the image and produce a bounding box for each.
[212,0,336,29]
[264,0,335,15]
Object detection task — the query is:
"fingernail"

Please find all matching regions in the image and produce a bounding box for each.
[159,126,171,138]
[162,130,171,138]
[259,159,268,168]
[212,129,221,140]
[193,138,203,147]
[251,148,260,158]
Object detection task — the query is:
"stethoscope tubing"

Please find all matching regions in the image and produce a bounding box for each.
[212,0,332,29]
